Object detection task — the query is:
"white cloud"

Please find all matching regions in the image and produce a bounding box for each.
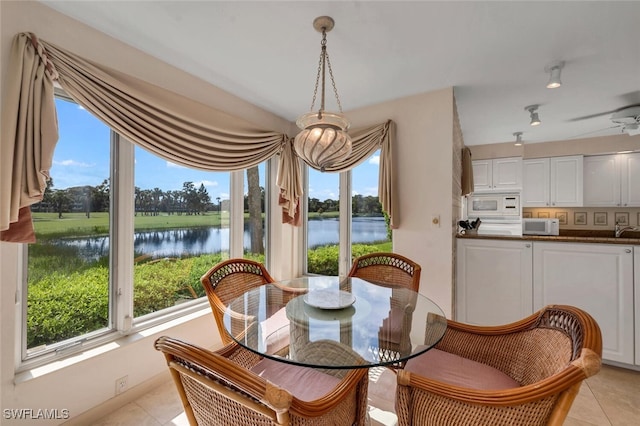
[166,161,186,169]
[53,159,93,168]
[368,155,380,165]
[196,180,219,188]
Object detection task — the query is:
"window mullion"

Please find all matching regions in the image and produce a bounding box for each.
[113,134,134,332]
[338,171,352,277]
[229,170,244,258]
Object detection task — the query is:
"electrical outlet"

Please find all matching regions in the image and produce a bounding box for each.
[115,375,128,395]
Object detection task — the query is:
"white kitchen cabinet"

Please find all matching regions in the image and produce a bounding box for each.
[522,156,583,207]
[584,153,640,207]
[620,152,640,207]
[472,157,522,192]
[635,247,640,366]
[533,242,634,364]
[456,239,533,325]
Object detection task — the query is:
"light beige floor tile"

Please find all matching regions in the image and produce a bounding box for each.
[587,365,640,425]
[92,402,161,426]
[135,379,183,424]
[566,382,611,425]
[162,411,189,426]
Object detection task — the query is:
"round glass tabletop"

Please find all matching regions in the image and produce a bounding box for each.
[223,276,447,369]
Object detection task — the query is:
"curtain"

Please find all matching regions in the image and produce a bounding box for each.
[0,33,58,243]
[1,32,397,242]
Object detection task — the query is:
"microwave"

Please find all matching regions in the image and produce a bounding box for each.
[522,218,560,236]
[466,193,520,219]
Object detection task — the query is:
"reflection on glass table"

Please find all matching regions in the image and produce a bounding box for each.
[223,276,447,369]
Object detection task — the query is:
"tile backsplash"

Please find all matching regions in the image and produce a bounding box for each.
[523,208,640,229]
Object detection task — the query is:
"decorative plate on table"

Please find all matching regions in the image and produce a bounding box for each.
[303,290,356,310]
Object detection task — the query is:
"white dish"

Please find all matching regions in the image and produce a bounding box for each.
[303,290,356,310]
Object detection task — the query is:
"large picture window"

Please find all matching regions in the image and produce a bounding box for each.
[22,93,267,365]
[304,150,391,276]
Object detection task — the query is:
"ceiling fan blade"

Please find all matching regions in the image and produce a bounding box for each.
[568,103,640,122]
[567,111,615,122]
[569,125,622,139]
[619,91,640,106]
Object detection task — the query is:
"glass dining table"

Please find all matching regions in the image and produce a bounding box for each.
[223,276,447,369]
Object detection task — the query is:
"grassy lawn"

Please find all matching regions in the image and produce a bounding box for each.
[32,212,230,238]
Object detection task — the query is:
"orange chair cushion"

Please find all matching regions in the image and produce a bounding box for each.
[251,358,341,401]
[405,348,520,390]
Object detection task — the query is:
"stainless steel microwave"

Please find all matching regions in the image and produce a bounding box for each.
[466,193,520,218]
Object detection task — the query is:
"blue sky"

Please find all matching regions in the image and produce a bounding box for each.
[50,98,380,202]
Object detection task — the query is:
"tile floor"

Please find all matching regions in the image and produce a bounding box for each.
[92,364,640,425]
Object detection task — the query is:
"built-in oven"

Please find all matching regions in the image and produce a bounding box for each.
[464,193,522,236]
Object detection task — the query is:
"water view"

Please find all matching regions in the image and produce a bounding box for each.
[54,217,389,260]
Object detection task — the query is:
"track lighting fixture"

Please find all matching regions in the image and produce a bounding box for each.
[545,61,564,89]
[513,132,523,146]
[525,105,541,126]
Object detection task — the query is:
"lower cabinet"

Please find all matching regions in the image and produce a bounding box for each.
[456,238,636,365]
[532,242,634,364]
[456,239,533,325]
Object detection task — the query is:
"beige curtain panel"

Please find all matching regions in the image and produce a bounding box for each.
[1,32,397,243]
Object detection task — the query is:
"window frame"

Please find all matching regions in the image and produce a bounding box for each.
[17,92,269,370]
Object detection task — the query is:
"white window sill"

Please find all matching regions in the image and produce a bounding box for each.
[14,306,212,385]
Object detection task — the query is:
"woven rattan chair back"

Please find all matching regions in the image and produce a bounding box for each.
[200,259,274,344]
[395,304,603,426]
[155,337,369,426]
[348,252,421,291]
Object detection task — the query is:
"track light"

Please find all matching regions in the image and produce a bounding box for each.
[545,61,564,89]
[525,105,541,126]
[513,132,523,146]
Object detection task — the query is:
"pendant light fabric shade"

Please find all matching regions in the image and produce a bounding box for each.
[294,112,351,172]
[294,16,352,172]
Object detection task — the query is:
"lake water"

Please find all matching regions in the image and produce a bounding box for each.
[55,217,389,260]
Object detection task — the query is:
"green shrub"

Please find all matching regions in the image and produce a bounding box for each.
[27,267,109,348]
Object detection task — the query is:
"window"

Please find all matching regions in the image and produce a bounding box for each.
[304,150,389,276]
[21,92,265,365]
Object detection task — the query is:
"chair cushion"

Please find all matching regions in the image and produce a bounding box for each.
[251,358,341,401]
[405,348,520,390]
[260,307,289,354]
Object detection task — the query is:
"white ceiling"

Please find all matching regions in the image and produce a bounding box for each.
[40,1,640,146]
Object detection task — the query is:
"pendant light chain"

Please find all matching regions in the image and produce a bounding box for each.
[308,27,344,115]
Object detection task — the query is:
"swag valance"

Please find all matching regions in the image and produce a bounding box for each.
[1,33,396,243]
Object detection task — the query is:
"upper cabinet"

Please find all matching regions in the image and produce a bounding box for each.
[522,155,583,207]
[584,153,640,207]
[472,157,522,192]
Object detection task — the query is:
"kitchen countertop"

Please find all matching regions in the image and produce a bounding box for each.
[457,229,640,245]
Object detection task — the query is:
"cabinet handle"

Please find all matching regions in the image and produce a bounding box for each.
[525,244,531,248]
[625,249,631,253]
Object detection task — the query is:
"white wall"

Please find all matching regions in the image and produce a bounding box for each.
[1,2,457,423]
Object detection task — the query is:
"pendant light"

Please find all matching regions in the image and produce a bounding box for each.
[293,16,352,172]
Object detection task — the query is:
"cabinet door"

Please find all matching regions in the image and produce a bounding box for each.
[533,242,634,364]
[492,157,522,191]
[472,160,493,192]
[456,239,532,325]
[550,155,583,207]
[583,154,620,207]
[620,152,640,207]
[522,158,550,207]
[635,247,640,366]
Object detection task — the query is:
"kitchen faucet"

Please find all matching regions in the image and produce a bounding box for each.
[614,222,640,238]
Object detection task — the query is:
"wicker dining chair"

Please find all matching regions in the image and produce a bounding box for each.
[395,305,603,426]
[155,336,369,426]
[348,252,421,291]
[200,259,275,345]
[349,252,421,365]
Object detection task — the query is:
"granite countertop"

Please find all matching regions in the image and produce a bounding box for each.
[457,229,640,245]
